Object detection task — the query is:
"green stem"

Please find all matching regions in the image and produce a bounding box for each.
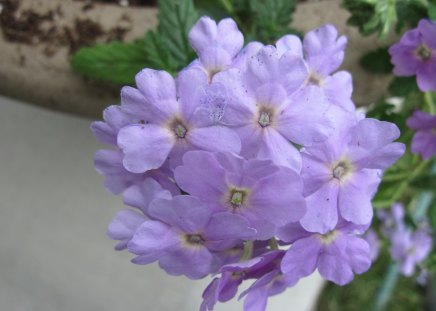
[240,241,254,261]
[372,262,400,311]
[269,237,279,250]
[424,92,435,114]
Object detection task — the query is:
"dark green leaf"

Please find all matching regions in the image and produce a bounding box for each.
[410,174,436,191]
[140,31,178,73]
[388,77,420,97]
[429,2,436,21]
[360,47,393,74]
[158,0,199,67]
[429,200,436,232]
[71,42,150,85]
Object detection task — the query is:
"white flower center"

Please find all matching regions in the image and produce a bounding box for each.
[416,45,432,61]
[258,112,271,127]
[332,160,353,181]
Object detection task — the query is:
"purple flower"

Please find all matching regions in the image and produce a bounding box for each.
[174,151,306,239]
[188,16,244,80]
[127,195,256,279]
[201,251,283,311]
[389,19,436,91]
[300,114,405,233]
[118,68,241,173]
[363,229,380,262]
[107,178,172,250]
[377,203,406,237]
[278,220,372,286]
[390,227,433,276]
[276,25,354,111]
[215,46,335,171]
[94,150,179,195]
[407,110,436,159]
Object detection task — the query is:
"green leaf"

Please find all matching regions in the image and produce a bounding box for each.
[429,200,436,231]
[388,77,420,97]
[360,47,393,74]
[248,0,297,43]
[71,42,151,85]
[410,174,436,191]
[158,0,199,67]
[140,31,178,73]
[429,2,436,21]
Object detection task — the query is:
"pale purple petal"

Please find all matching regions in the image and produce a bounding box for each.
[159,246,213,279]
[300,182,340,234]
[276,34,303,57]
[148,195,211,233]
[281,235,321,280]
[338,169,380,225]
[204,212,256,241]
[107,209,146,250]
[118,124,175,173]
[189,126,241,154]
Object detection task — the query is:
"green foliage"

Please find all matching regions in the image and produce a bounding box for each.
[316,252,426,311]
[198,0,298,44]
[342,0,430,37]
[360,47,393,74]
[72,0,198,85]
[158,0,199,66]
[388,77,420,97]
[429,2,436,21]
[71,42,151,85]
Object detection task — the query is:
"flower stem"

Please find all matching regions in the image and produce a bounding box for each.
[269,237,279,250]
[241,241,254,261]
[371,262,400,311]
[424,92,435,114]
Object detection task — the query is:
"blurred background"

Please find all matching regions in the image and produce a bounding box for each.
[0,0,415,310]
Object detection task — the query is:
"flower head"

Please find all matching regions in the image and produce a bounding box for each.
[389,19,436,91]
[407,110,436,159]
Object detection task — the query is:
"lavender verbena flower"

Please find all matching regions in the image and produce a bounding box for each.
[94,150,179,195]
[215,46,335,171]
[201,250,284,311]
[174,150,306,239]
[363,229,380,262]
[390,227,433,276]
[389,19,436,91]
[406,110,436,159]
[118,68,241,173]
[107,178,172,250]
[276,25,354,111]
[300,113,405,233]
[188,16,244,80]
[91,105,178,195]
[377,203,406,237]
[278,220,372,286]
[107,181,164,251]
[127,195,256,279]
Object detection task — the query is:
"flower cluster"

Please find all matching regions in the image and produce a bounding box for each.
[389,19,436,92]
[92,16,405,311]
[378,204,433,277]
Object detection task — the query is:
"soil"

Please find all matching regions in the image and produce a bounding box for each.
[0,0,132,56]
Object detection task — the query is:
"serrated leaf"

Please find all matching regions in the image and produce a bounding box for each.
[158,0,199,66]
[71,42,150,85]
[249,0,296,43]
[140,31,178,73]
[388,77,420,97]
[360,47,393,74]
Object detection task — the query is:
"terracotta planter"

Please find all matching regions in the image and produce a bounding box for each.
[0,0,397,118]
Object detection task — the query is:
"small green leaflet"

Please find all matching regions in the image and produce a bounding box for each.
[360,47,393,74]
[71,42,151,85]
[71,0,198,85]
